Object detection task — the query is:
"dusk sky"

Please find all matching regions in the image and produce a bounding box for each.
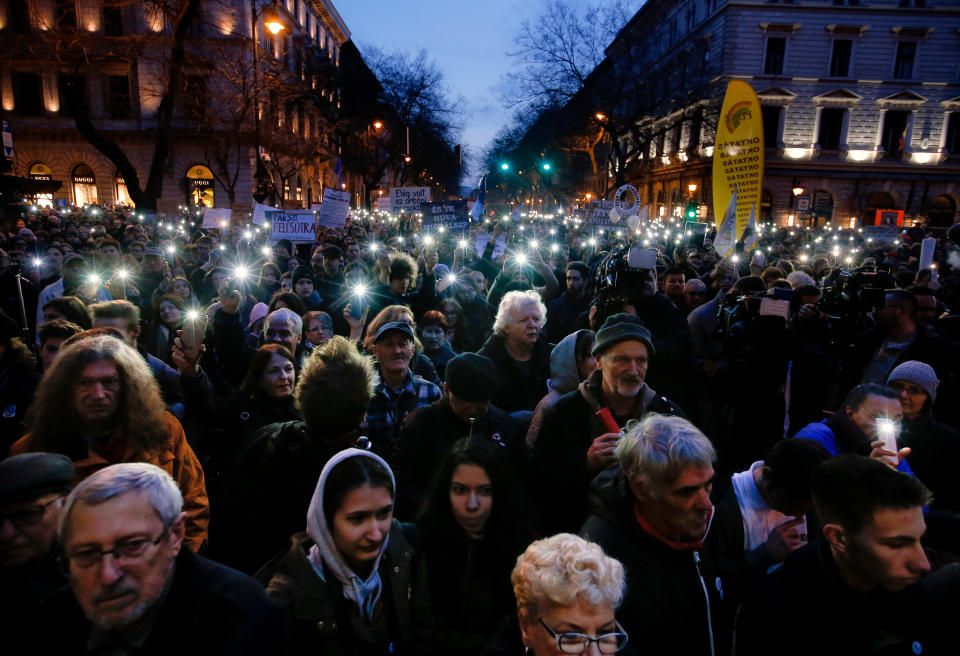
[336,0,544,183]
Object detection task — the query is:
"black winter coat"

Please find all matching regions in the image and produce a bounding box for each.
[262,526,435,656]
[580,468,732,656]
[900,411,960,512]
[737,541,960,656]
[477,334,553,414]
[35,548,280,654]
[394,397,526,519]
[532,369,684,534]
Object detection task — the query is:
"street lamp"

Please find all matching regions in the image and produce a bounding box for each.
[251,0,286,204]
[595,112,606,122]
[688,183,697,194]
[372,120,383,130]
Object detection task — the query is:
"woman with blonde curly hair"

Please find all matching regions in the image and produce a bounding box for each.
[8,334,209,551]
[484,533,628,655]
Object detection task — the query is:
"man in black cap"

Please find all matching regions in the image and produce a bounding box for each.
[531,313,685,534]
[291,265,326,312]
[0,453,74,644]
[393,353,526,518]
[313,244,344,300]
[361,321,441,459]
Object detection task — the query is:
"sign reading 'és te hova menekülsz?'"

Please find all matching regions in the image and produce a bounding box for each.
[420,200,470,234]
[712,80,764,241]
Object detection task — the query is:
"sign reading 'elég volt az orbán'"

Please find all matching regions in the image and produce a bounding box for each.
[712,80,764,240]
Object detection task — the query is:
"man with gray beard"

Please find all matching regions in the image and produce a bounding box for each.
[35,463,279,654]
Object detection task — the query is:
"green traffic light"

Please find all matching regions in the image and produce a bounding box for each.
[500,162,510,171]
[542,162,551,171]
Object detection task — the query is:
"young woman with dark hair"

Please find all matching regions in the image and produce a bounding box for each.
[263,449,434,655]
[416,437,539,656]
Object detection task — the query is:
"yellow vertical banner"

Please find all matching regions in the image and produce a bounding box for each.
[712,80,764,240]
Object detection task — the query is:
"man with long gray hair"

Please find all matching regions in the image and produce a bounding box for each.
[34,463,278,653]
[581,413,731,656]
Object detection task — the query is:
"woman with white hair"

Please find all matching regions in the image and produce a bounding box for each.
[478,290,553,417]
[483,533,629,655]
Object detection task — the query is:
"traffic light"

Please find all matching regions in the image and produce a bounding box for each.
[684,200,698,220]
[500,162,510,171]
[541,162,552,172]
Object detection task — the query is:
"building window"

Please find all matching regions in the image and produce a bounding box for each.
[108,75,130,119]
[764,37,786,75]
[881,110,910,158]
[945,113,960,155]
[115,174,134,206]
[72,164,98,206]
[761,105,782,147]
[893,42,916,79]
[104,6,123,36]
[813,190,834,223]
[8,0,31,33]
[13,72,43,116]
[29,163,55,207]
[57,73,86,117]
[830,40,852,77]
[184,76,206,122]
[186,165,215,207]
[818,108,845,150]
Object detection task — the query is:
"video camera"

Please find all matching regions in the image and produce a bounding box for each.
[592,244,659,326]
[820,265,896,322]
[716,288,793,355]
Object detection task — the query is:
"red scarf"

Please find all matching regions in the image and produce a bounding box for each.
[633,500,710,551]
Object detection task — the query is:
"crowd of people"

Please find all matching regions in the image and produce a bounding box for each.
[1,200,960,655]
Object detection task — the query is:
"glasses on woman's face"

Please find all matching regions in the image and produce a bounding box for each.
[0,496,62,531]
[888,381,927,398]
[538,618,629,654]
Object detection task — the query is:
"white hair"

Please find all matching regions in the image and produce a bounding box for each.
[512,533,625,623]
[59,463,183,543]
[615,413,716,497]
[265,307,303,336]
[787,271,816,289]
[493,289,547,336]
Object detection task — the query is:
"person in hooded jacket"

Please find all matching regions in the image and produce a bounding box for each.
[393,353,525,518]
[525,329,596,448]
[532,314,684,535]
[416,437,538,656]
[794,383,913,474]
[580,414,732,656]
[262,449,435,656]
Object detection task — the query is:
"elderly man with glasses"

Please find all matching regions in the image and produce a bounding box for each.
[35,463,279,654]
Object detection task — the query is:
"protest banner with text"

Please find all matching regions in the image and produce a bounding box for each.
[267,210,317,243]
[420,201,470,234]
[390,187,430,213]
[713,80,764,240]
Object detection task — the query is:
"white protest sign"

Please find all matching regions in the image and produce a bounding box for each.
[316,188,350,229]
[390,187,430,213]
[376,196,391,211]
[862,225,900,244]
[919,237,936,272]
[202,207,231,228]
[476,233,507,259]
[252,203,279,225]
[267,210,317,243]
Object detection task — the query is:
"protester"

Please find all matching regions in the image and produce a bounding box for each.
[545,261,591,343]
[0,312,41,452]
[533,314,683,534]
[483,533,628,656]
[478,289,552,417]
[362,321,441,457]
[0,453,73,649]
[887,361,960,511]
[302,310,334,349]
[263,449,434,655]
[737,455,956,655]
[36,318,83,373]
[8,335,209,550]
[37,463,280,653]
[418,310,457,378]
[209,336,377,573]
[526,328,596,448]
[581,413,731,656]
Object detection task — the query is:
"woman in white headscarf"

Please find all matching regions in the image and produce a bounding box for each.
[263,448,435,655]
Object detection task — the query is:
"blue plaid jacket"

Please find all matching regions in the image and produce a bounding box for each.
[361,368,441,456]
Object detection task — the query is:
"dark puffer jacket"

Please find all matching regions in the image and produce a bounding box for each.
[477,333,553,414]
[580,468,732,656]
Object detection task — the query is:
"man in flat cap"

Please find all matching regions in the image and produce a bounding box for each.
[393,352,526,518]
[0,453,74,644]
[531,313,685,534]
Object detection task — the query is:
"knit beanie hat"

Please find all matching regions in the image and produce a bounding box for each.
[592,313,656,357]
[886,360,938,402]
[292,266,315,287]
[445,353,500,402]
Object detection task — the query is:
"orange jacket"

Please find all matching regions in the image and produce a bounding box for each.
[10,412,209,552]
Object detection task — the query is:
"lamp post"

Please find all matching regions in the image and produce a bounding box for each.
[250,0,285,204]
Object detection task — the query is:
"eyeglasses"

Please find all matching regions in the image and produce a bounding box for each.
[62,520,173,574]
[0,496,62,530]
[889,382,927,397]
[538,618,629,654]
